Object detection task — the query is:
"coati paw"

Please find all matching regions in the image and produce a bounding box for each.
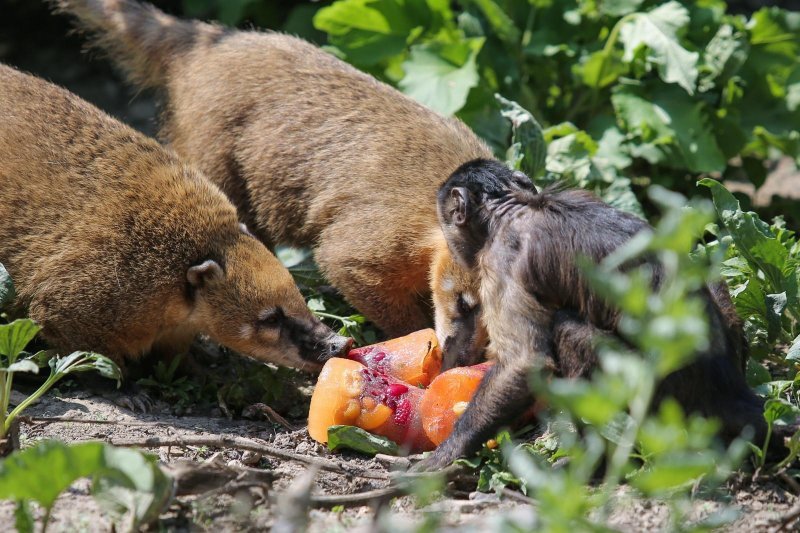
[110,388,155,413]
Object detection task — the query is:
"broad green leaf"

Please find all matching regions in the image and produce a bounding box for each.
[314,0,420,65]
[580,49,627,89]
[463,0,519,44]
[699,24,749,92]
[613,84,726,173]
[632,452,717,494]
[0,319,40,362]
[399,38,484,115]
[52,351,122,384]
[599,0,644,17]
[763,398,797,425]
[327,425,400,455]
[619,2,699,94]
[0,263,15,311]
[699,179,789,293]
[746,358,773,387]
[91,446,173,530]
[787,335,800,362]
[496,95,546,178]
[5,359,38,374]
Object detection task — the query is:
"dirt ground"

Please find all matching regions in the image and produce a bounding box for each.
[0,386,798,532]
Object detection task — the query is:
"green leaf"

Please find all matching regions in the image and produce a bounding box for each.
[787,335,800,362]
[619,2,699,94]
[496,95,546,178]
[313,0,420,65]
[327,425,400,455]
[632,452,717,495]
[599,0,644,17]
[52,351,122,384]
[5,359,39,374]
[0,441,171,529]
[463,0,519,44]
[399,38,484,115]
[763,398,797,425]
[91,446,173,530]
[0,319,40,363]
[580,49,627,89]
[613,84,726,173]
[698,179,789,293]
[699,24,749,92]
[0,263,15,311]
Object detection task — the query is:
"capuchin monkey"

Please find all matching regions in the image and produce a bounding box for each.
[415,159,776,471]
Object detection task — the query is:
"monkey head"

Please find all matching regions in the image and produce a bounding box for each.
[437,159,534,269]
[186,230,352,371]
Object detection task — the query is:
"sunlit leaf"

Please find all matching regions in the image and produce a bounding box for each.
[327,425,400,455]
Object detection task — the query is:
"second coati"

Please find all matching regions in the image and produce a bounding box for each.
[415,159,774,470]
[0,64,351,387]
[53,0,494,341]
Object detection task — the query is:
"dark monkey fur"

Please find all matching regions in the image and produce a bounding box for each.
[418,159,775,470]
[53,0,493,339]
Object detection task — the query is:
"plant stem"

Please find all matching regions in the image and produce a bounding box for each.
[313,311,350,323]
[40,505,52,533]
[4,374,60,433]
[0,371,6,437]
[598,373,655,517]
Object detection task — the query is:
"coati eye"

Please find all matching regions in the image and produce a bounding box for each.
[258,308,284,328]
[456,293,476,316]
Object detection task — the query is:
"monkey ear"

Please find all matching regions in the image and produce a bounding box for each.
[450,187,470,227]
[187,260,223,288]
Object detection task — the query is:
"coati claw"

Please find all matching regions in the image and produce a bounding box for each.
[110,388,155,413]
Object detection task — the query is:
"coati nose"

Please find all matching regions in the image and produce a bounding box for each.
[328,335,354,358]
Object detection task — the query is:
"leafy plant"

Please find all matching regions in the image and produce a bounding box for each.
[313,0,799,200]
[327,424,400,455]
[0,265,120,454]
[0,440,171,533]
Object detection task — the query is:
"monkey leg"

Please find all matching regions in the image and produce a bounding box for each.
[551,310,603,379]
[413,360,538,471]
[314,230,433,337]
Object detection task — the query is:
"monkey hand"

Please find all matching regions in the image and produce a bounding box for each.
[410,440,466,472]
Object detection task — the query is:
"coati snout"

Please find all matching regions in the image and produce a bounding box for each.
[186,235,352,370]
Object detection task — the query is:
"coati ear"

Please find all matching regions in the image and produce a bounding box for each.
[450,187,471,227]
[187,260,223,288]
[239,222,255,237]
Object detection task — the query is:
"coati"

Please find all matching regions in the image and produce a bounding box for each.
[0,64,351,389]
[415,159,772,470]
[52,0,494,339]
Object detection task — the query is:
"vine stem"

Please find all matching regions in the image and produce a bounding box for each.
[0,371,7,437]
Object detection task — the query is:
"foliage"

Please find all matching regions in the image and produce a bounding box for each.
[0,440,171,533]
[0,265,120,444]
[327,424,400,455]
[312,0,800,199]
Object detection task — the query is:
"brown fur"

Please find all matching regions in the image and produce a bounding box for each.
[415,159,772,470]
[53,0,494,337]
[0,63,348,374]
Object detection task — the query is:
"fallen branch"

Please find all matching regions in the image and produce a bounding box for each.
[309,486,402,508]
[100,435,388,480]
[25,416,164,426]
[775,502,800,532]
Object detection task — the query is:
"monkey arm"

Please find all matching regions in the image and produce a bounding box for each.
[414,360,537,471]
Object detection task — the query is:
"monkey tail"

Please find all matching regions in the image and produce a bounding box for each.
[52,0,222,89]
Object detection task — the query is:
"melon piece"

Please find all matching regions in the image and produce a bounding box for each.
[308,358,434,452]
[346,328,442,387]
[419,363,492,446]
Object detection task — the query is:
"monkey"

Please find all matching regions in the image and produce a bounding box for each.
[0,63,352,407]
[51,0,495,339]
[414,158,772,470]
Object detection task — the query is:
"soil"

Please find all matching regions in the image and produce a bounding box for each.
[0,386,797,532]
[2,4,800,532]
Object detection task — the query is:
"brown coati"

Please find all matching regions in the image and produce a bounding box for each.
[52,0,494,339]
[414,159,775,470]
[0,63,351,390]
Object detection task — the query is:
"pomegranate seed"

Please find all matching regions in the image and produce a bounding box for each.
[393,398,412,425]
[387,383,409,398]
